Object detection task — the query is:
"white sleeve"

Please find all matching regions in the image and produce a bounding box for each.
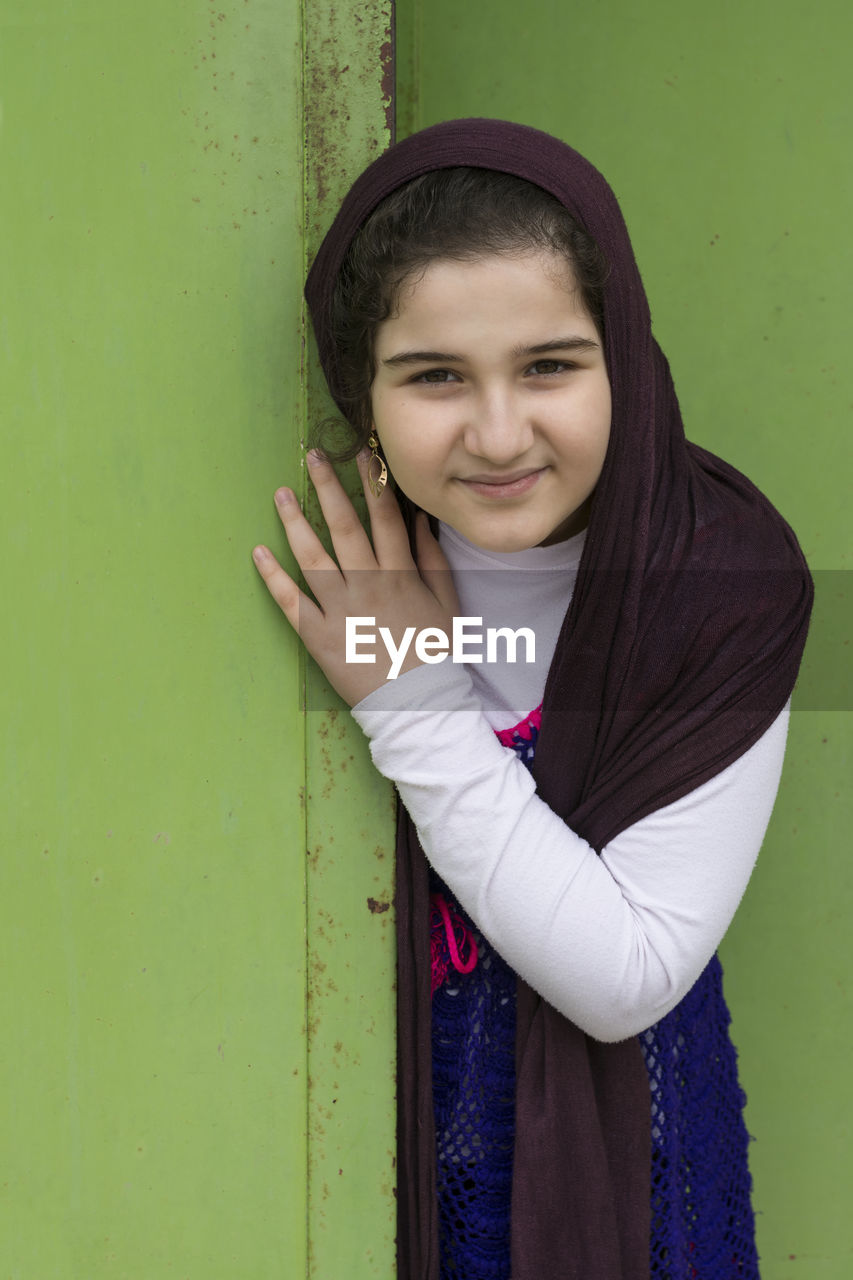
[352,662,790,1043]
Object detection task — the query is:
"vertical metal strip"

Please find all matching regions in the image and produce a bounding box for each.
[302,4,397,1276]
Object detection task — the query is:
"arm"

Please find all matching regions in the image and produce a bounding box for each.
[353,662,790,1042]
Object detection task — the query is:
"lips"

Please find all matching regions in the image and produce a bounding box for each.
[459,467,546,498]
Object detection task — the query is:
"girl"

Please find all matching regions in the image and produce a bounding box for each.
[252,120,812,1280]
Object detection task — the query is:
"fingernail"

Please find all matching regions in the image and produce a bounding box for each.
[252,545,269,563]
[306,449,324,468]
[275,487,295,507]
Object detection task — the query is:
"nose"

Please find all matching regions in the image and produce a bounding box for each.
[462,387,534,464]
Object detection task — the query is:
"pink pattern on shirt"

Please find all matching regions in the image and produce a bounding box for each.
[430,702,543,996]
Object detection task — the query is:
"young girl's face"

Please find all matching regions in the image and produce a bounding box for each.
[370,250,611,552]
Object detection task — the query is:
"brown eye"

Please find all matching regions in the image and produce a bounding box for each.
[528,360,569,377]
[415,368,458,384]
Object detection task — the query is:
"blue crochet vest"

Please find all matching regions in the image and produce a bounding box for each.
[430,710,759,1279]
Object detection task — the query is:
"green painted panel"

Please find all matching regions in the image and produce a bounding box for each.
[397,1,852,1274]
[1,2,308,1274]
[721,712,851,1276]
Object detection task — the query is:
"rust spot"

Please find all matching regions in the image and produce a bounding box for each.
[367,896,390,914]
[380,27,395,142]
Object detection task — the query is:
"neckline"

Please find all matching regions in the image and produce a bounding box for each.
[439,521,587,570]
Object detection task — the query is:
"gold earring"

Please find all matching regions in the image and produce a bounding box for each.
[367,433,388,497]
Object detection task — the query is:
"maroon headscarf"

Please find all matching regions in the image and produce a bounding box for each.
[305,119,812,1280]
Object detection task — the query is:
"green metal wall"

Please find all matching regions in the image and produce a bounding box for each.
[397,2,851,1277]
[1,1,394,1275]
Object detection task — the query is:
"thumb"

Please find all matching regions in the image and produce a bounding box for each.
[414,511,459,613]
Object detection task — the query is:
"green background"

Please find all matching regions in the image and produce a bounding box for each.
[2,0,850,1275]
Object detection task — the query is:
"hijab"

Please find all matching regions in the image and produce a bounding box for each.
[305,118,813,1280]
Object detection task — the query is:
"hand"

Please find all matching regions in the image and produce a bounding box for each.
[252,449,459,707]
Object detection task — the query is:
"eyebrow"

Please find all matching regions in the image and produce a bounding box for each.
[381,335,600,367]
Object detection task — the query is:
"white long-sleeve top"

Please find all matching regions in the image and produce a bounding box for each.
[352,524,789,1043]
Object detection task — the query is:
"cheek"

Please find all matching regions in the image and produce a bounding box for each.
[381,436,441,491]
[552,383,611,458]
[372,393,448,475]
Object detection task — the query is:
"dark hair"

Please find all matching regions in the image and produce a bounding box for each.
[315,167,609,459]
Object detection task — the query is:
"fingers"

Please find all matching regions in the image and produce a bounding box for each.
[272,484,339,579]
[263,451,446,615]
[305,450,377,570]
[414,511,460,613]
[270,481,360,614]
[252,543,324,636]
[354,448,416,571]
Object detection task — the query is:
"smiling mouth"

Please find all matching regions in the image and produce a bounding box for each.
[459,468,546,498]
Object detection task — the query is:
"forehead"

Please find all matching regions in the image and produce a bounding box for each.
[377,251,591,351]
